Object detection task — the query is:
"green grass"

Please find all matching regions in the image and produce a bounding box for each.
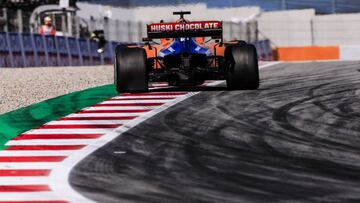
[0,84,118,150]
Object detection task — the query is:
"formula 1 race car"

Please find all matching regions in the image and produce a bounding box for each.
[114,11,259,93]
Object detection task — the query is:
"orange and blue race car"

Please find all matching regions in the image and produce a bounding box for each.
[114,11,259,93]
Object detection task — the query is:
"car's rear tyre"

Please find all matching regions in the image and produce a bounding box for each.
[114,46,148,93]
[225,43,259,90]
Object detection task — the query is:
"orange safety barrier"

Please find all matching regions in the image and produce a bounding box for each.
[276,46,340,61]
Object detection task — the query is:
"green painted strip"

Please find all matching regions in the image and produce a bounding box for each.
[0,84,117,150]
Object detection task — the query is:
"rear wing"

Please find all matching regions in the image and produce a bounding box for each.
[147,21,222,39]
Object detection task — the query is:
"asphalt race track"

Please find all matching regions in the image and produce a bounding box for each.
[70,61,360,203]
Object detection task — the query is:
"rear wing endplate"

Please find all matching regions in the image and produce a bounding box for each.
[147,21,222,39]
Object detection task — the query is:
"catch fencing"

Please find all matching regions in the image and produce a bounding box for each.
[0,32,272,68]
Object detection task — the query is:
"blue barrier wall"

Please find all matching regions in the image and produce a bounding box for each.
[0,32,272,68]
[0,33,116,68]
[0,32,10,67]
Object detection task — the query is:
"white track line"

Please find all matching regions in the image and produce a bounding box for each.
[112,95,182,99]
[259,61,280,69]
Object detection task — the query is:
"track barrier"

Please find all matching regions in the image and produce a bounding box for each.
[0,32,9,67]
[0,32,116,68]
[33,34,48,66]
[0,32,273,67]
[275,46,340,61]
[339,45,360,61]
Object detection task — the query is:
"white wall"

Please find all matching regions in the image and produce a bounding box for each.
[340,45,360,60]
[76,3,135,22]
[133,5,260,22]
[258,9,360,47]
[314,13,360,45]
[77,3,260,23]
[257,9,315,47]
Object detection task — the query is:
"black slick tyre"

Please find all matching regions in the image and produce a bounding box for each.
[114,46,148,93]
[225,43,259,90]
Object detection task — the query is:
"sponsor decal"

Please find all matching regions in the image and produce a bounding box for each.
[148,21,222,32]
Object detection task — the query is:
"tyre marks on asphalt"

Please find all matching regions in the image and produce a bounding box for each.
[0,62,278,202]
[68,61,360,203]
[0,82,218,203]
